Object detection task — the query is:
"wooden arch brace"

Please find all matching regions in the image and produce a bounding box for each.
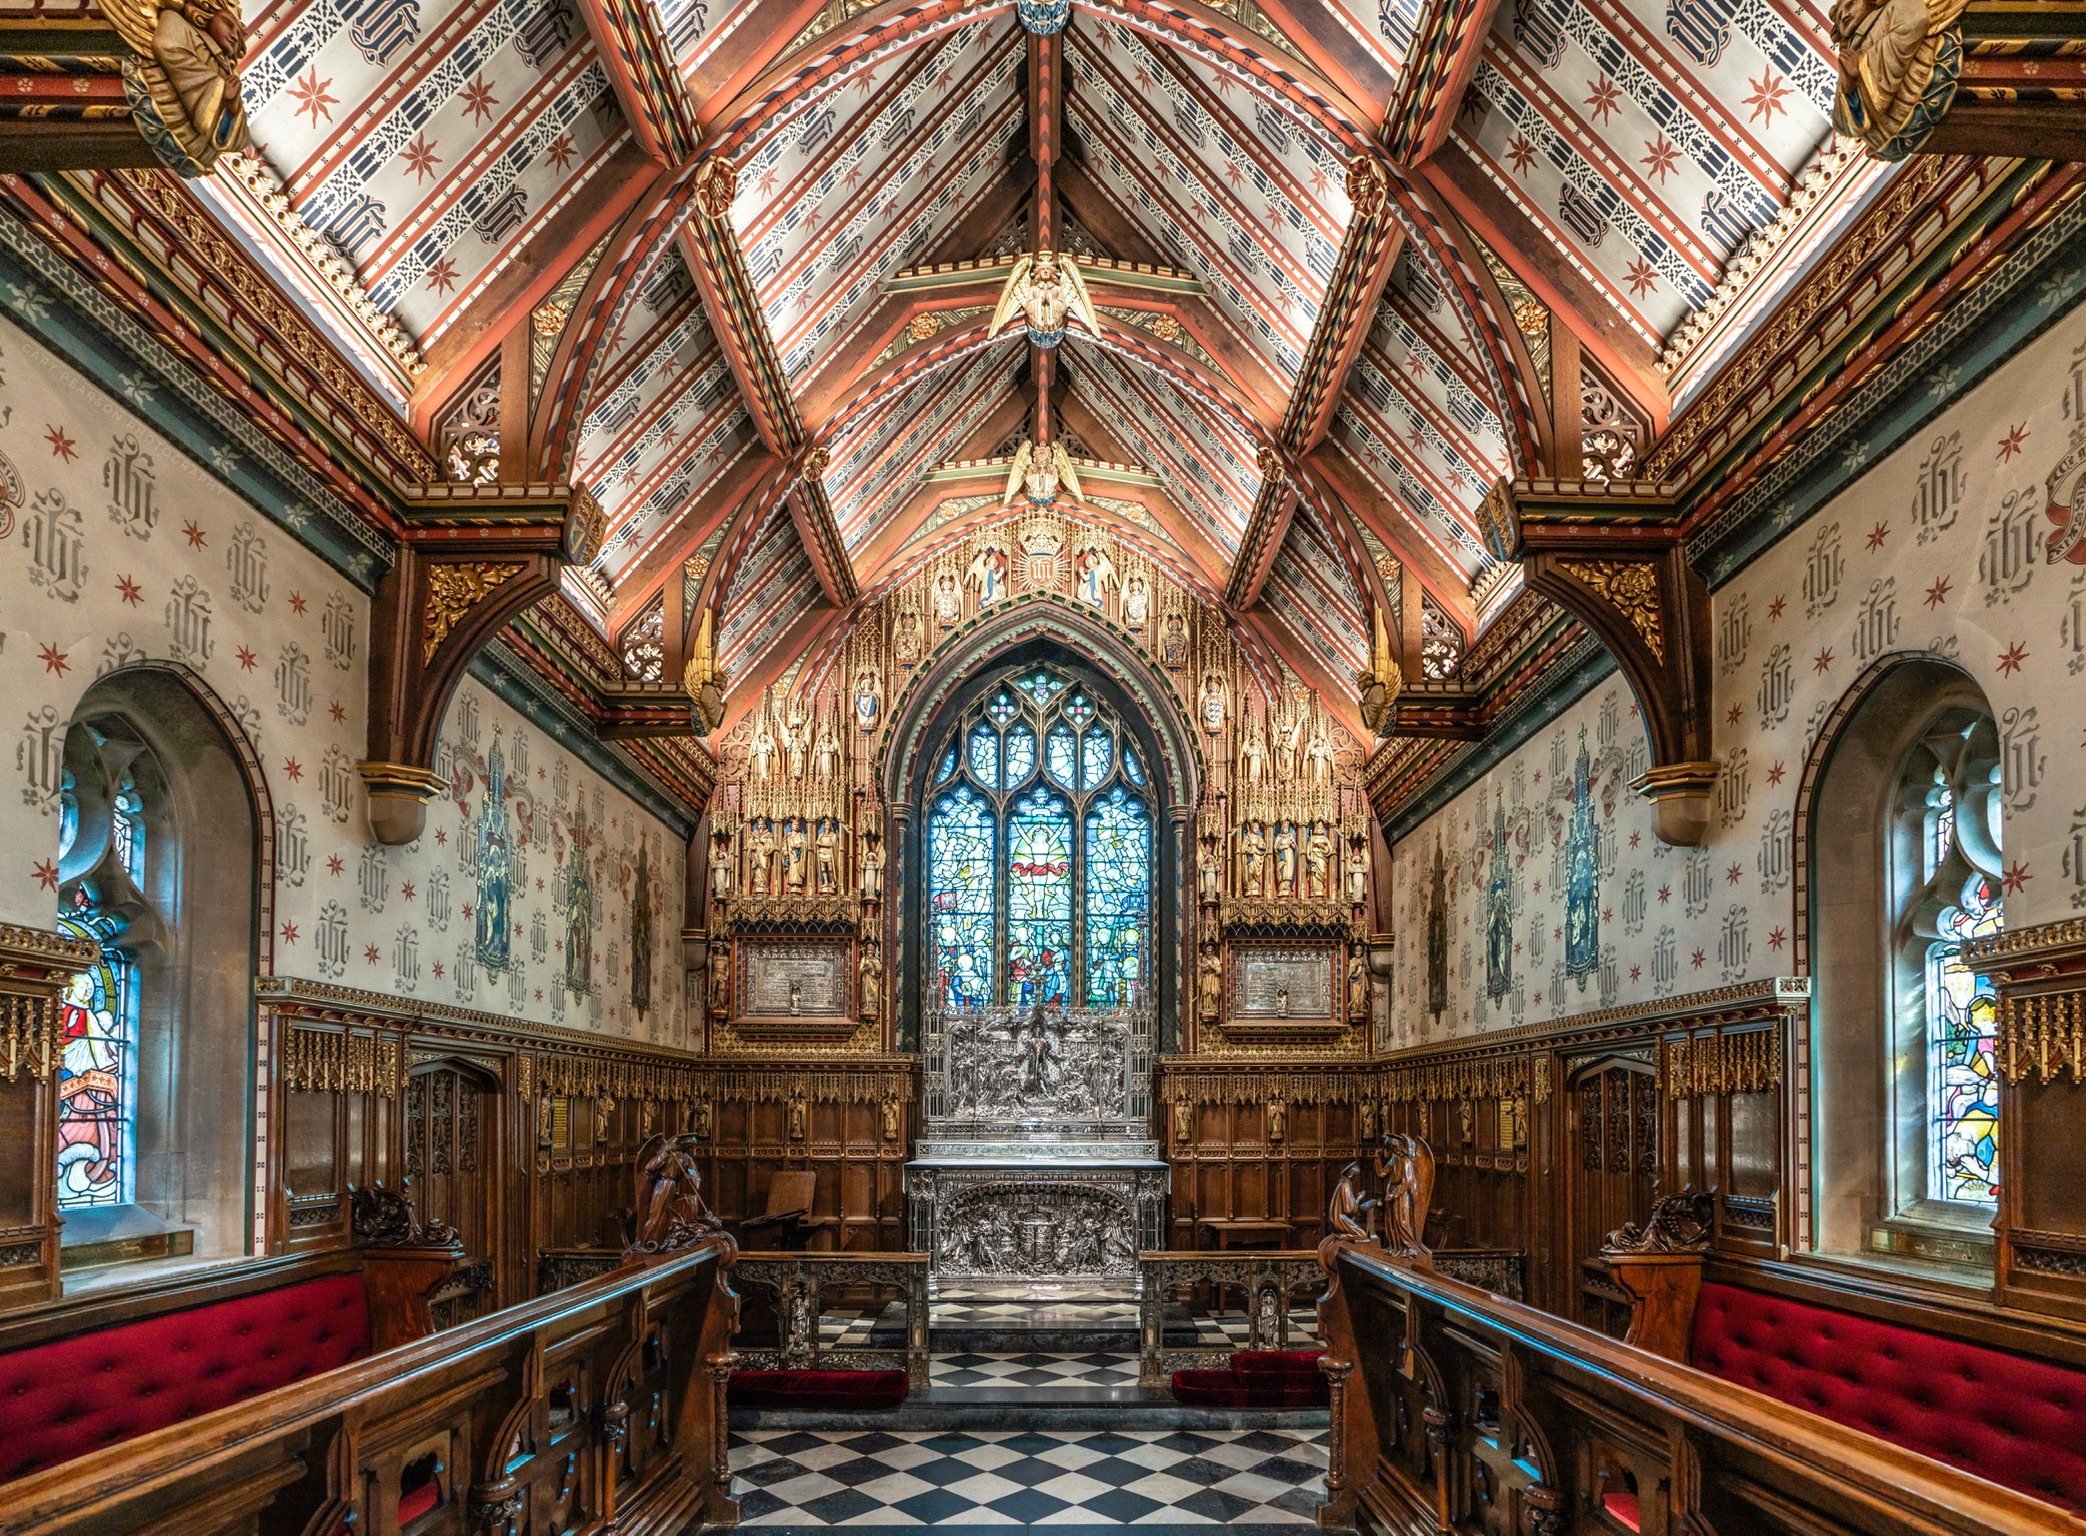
[1482,478,1717,845]
[362,484,606,844]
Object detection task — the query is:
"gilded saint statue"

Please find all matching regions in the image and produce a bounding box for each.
[1305,822,1333,901]
[813,715,840,780]
[1005,438,1082,504]
[1273,711,1302,781]
[1198,947,1223,1020]
[783,819,809,892]
[1238,821,1268,898]
[708,832,733,904]
[1237,711,1266,785]
[815,818,840,895]
[1273,821,1297,898]
[859,838,884,904]
[1305,725,1335,787]
[1121,573,1150,630]
[747,819,776,896]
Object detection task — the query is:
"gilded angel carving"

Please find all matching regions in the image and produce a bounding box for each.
[106,0,252,175]
[1829,0,1969,157]
[1006,438,1082,505]
[990,250,1101,347]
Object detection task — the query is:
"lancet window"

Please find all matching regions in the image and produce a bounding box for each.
[926,667,1153,1010]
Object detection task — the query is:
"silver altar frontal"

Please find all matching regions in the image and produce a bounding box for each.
[906,1004,1167,1284]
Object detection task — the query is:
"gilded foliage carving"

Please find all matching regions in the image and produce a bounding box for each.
[1558,559,1663,662]
[423,561,525,663]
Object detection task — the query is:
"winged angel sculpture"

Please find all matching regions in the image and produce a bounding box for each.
[1005,438,1082,506]
[106,0,253,175]
[1828,0,1968,157]
[990,250,1101,349]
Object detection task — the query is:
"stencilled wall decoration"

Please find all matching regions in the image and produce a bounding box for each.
[1392,303,2086,1044]
[0,315,685,1044]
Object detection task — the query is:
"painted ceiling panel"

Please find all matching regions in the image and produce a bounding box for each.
[1323,0,1419,76]
[1073,341,1257,555]
[245,0,628,343]
[822,344,1024,549]
[1264,517,1368,676]
[733,24,1025,380]
[1457,0,1833,342]
[663,0,766,72]
[1328,403,1492,580]
[1067,21,1352,384]
[718,498,816,677]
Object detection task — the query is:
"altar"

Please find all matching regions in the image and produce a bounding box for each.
[905,1004,1167,1284]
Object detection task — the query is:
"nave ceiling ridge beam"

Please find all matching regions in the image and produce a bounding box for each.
[573,0,702,162]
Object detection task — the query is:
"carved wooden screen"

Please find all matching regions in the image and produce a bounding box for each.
[1568,1056,1658,1337]
[406,1061,497,1325]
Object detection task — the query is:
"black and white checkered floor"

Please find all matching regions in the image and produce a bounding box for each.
[730,1425,1329,1527]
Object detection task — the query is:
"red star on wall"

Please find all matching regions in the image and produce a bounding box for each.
[1506,133,1537,175]
[33,860,58,891]
[115,575,142,605]
[1584,74,1623,123]
[1726,864,1743,884]
[2003,862,2032,895]
[288,67,337,127]
[364,945,381,964]
[400,882,417,901]
[37,643,69,676]
[1726,704,1742,726]
[1628,831,1640,848]
[182,520,206,549]
[280,921,299,945]
[402,132,442,184]
[289,591,308,615]
[1812,647,1833,674]
[283,757,304,782]
[1690,947,1707,968]
[433,962,445,979]
[1865,522,1889,551]
[329,702,346,723]
[1766,761,1786,787]
[236,645,258,671]
[1628,965,1642,982]
[327,855,344,875]
[43,424,76,461]
[1766,595,1786,620]
[1657,884,1671,904]
[1924,575,1952,608]
[427,259,460,295]
[1997,641,2029,675]
[1768,927,1786,950]
[1625,258,1659,299]
[1996,423,2029,463]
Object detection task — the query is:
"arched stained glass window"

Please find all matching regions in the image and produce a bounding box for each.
[925,666,1154,1009]
[1895,718,2004,1209]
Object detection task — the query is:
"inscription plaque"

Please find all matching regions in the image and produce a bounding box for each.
[740,939,850,1020]
[1228,945,1335,1021]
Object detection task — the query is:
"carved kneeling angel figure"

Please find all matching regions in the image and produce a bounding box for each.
[990,250,1101,348]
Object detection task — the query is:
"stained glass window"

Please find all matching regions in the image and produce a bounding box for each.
[1929,874,2001,1203]
[112,771,144,883]
[56,912,133,1210]
[1046,726,1076,787]
[928,785,996,1008]
[936,747,957,785]
[1084,789,1150,1007]
[1893,715,2003,1212]
[1006,725,1036,786]
[1007,789,1072,1006]
[923,664,1154,1008]
[1081,729,1111,789]
[968,724,1000,787]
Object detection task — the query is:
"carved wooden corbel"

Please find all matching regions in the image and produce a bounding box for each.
[1482,479,1717,845]
[363,485,605,843]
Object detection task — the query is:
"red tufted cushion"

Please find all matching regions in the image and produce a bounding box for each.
[1691,1282,2086,1512]
[1229,1349,1325,1382]
[0,1274,371,1484]
[727,1369,909,1411]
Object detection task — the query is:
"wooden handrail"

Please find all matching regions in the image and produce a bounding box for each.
[1323,1239,2086,1535]
[0,1236,740,1535]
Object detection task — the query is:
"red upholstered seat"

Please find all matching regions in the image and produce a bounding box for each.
[727,1368,909,1411]
[0,1273,372,1484]
[1171,1349,1329,1408]
[1691,1282,2086,1513]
